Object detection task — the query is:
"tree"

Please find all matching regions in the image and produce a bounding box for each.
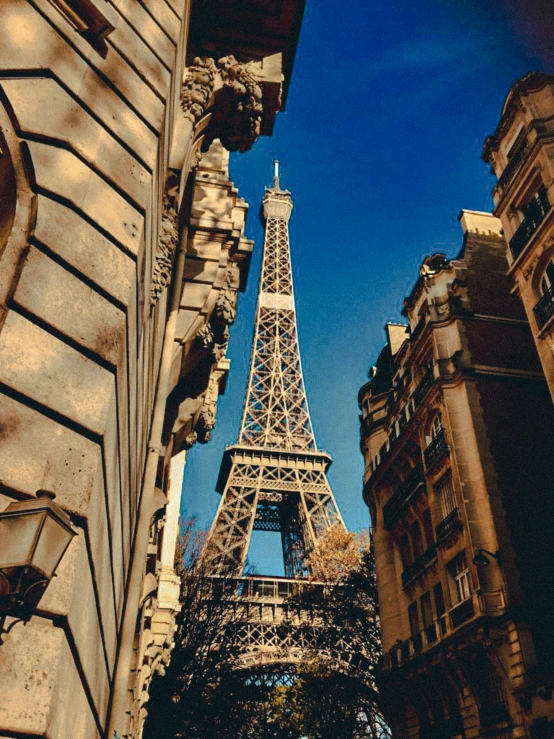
[305,524,368,583]
[144,520,266,739]
[144,522,389,739]
[269,524,390,739]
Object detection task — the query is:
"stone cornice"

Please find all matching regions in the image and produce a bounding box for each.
[483,71,554,161]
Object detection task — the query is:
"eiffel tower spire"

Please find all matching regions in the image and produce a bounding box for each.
[204,164,345,578]
[239,163,316,451]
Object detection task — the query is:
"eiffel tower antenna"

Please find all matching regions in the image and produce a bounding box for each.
[204,164,346,578]
[273,159,280,189]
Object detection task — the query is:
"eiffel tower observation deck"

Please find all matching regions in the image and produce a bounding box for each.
[204,161,346,580]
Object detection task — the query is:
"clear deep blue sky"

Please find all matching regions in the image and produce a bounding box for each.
[182,0,551,575]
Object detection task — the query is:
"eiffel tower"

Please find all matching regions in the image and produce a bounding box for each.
[204,162,346,579]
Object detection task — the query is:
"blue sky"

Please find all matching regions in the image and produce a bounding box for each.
[181,1,549,575]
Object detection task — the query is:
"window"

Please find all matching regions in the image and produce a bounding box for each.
[408,601,420,638]
[541,259,554,295]
[421,508,434,548]
[437,472,457,519]
[448,553,471,604]
[425,413,443,446]
[410,520,424,559]
[420,592,433,629]
[433,583,445,619]
[431,414,443,437]
[408,601,422,651]
[399,533,412,568]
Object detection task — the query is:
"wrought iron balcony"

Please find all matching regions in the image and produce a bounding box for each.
[424,429,449,468]
[413,367,434,406]
[410,314,426,343]
[401,543,437,587]
[496,132,528,192]
[435,507,463,543]
[449,596,474,628]
[509,185,551,260]
[384,591,506,671]
[534,284,554,330]
[383,464,425,529]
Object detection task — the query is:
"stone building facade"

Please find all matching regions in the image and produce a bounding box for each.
[0,1,305,738]
[483,72,554,401]
[359,211,554,738]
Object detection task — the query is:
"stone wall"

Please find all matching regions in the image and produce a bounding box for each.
[0,1,305,737]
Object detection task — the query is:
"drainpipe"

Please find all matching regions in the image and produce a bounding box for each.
[107,220,188,739]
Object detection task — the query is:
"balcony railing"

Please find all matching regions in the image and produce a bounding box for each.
[413,367,434,406]
[496,132,528,191]
[401,543,437,587]
[435,507,463,543]
[424,429,449,468]
[383,591,506,671]
[383,464,425,529]
[534,283,554,330]
[509,185,551,260]
[450,596,475,628]
[410,314,427,343]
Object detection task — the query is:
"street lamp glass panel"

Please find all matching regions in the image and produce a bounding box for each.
[32,512,74,579]
[0,512,46,569]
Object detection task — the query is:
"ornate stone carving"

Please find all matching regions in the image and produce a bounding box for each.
[182,431,198,450]
[213,268,238,326]
[181,56,264,154]
[212,326,229,362]
[523,254,540,281]
[181,57,217,123]
[150,178,179,307]
[196,371,220,444]
[196,323,215,350]
[217,56,264,153]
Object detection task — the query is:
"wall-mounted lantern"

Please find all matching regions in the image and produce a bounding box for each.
[472,548,502,567]
[0,490,76,637]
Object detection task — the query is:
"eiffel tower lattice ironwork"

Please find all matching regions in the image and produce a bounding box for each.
[204,162,346,580]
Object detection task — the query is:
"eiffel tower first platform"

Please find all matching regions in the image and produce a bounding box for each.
[204,162,346,580]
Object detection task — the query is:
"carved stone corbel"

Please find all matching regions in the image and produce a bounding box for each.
[181,55,265,157]
[215,56,264,153]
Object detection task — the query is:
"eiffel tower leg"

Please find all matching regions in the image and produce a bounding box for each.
[281,493,309,578]
[203,465,259,576]
[298,469,346,548]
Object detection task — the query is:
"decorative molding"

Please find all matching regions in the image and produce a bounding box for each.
[213,267,238,327]
[150,177,179,308]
